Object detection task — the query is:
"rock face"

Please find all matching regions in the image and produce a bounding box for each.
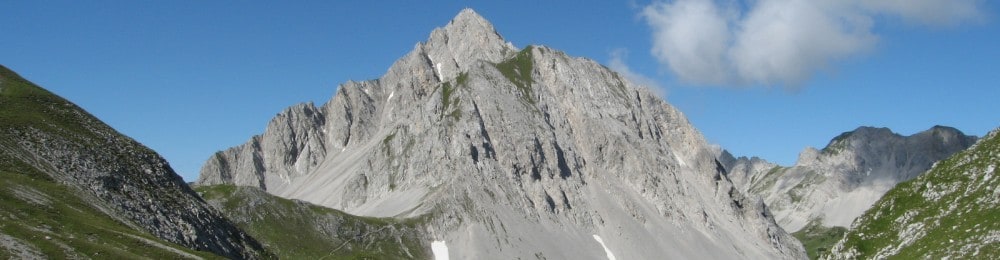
[725,126,977,233]
[0,65,270,259]
[199,9,805,259]
[825,128,1000,259]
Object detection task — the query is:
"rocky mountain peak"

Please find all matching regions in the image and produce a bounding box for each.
[795,147,822,166]
[916,125,968,143]
[824,126,896,150]
[418,8,515,81]
[198,9,806,259]
[450,8,493,32]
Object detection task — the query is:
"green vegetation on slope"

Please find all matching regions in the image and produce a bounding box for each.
[0,65,104,143]
[195,185,430,259]
[793,220,846,260]
[438,72,469,121]
[0,168,219,259]
[1,65,269,258]
[831,129,1000,259]
[495,46,536,105]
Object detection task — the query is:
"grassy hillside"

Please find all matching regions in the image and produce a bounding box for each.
[0,165,220,259]
[195,185,430,259]
[793,220,847,260]
[0,65,269,258]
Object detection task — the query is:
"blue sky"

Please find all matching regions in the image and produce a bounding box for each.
[2,1,998,181]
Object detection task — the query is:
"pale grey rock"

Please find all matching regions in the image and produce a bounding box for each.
[739,126,977,232]
[0,233,43,260]
[719,150,779,191]
[200,8,805,259]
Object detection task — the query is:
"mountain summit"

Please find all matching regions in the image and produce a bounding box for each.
[198,9,805,259]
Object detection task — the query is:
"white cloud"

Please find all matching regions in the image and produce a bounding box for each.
[643,0,733,85]
[608,48,664,93]
[642,0,986,87]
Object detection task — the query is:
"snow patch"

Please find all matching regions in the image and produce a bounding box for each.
[435,63,443,80]
[431,240,449,260]
[592,235,616,260]
[387,91,394,102]
[673,153,686,167]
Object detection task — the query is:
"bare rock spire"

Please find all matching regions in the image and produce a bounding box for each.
[421,8,515,81]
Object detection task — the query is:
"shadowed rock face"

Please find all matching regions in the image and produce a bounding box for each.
[725,126,977,232]
[195,185,430,259]
[199,8,806,259]
[0,65,270,259]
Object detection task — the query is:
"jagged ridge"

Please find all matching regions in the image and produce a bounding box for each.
[721,125,977,258]
[199,9,806,259]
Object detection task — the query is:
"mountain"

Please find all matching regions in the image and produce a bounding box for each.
[722,126,976,258]
[0,65,270,259]
[727,126,976,231]
[195,185,429,259]
[198,9,806,259]
[824,128,1000,259]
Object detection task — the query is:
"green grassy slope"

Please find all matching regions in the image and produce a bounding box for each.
[0,164,220,259]
[195,185,430,259]
[0,65,269,258]
[793,220,847,260]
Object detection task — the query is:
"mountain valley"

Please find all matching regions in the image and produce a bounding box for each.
[1,7,996,260]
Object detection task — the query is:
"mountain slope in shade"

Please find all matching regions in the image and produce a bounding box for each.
[195,185,430,259]
[725,126,976,233]
[0,161,221,259]
[199,9,805,259]
[825,128,1000,259]
[0,65,270,259]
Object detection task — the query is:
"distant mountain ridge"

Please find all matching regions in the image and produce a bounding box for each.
[722,125,977,258]
[725,126,976,231]
[826,127,1000,259]
[199,8,806,259]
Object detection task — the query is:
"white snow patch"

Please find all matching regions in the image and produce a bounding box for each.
[673,153,686,167]
[435,63,443,80]
[592,235,617,260]
[431,240,449,260]
[387,91,394,102]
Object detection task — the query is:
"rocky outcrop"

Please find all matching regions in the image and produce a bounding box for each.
[719,150,779,191]
[729,126,977,232]
[0,65,270,259]
[199,9,805,259]
[825,128,1000,259]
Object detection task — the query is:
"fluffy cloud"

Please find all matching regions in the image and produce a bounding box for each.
[642,0,986,87]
